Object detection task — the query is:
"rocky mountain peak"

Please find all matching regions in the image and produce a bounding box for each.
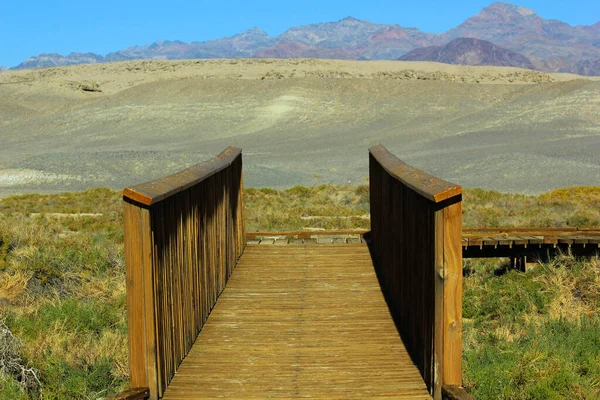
[238,27,271,37]
[483,2,537,17]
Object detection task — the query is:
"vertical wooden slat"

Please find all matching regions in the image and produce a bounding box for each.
[167,199,176,384]
[140,207,158,398]
[433,209,445,400]
[152,203,165,395]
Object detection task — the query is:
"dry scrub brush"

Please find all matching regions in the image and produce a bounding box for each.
[245,184,369,231]
[0,189,127,399]
[463,186,600,228]
[0,321,41,395]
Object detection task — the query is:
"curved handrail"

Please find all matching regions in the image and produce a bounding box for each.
[368,144,461,203]
[123,146,242,206]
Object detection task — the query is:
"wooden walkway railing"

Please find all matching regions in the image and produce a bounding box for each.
[369,145,465,399]
[122,147,245,400]
[118,145,473,400]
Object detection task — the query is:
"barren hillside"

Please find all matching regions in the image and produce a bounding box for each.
[1,58,599,197]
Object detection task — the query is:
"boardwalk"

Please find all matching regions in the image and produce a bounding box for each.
[162,244,431,399]
[247,228,600,262]
[121,146,470,400]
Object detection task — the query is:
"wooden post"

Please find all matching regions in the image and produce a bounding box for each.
[434,198,462,398]
[123,201,158,398]
[442,200,463,387]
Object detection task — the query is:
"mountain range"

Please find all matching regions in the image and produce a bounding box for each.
[13,2,600,75]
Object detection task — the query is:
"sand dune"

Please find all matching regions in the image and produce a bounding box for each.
[1,59,599,197]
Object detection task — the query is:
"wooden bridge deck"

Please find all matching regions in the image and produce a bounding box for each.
[162,244,431,399]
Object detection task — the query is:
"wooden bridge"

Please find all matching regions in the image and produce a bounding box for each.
[117,145,474,399]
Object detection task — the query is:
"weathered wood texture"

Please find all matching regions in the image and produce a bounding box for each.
[369,145,463,399]
[162,244,432,399]
[123,148,246,400]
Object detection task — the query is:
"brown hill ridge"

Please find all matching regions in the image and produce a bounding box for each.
[399,38,536,69]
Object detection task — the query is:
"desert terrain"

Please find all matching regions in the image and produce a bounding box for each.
[1,58,599,197]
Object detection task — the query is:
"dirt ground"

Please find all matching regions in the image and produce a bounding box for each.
[1,58,599,197]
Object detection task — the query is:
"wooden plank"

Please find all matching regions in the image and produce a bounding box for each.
[519,236,544,246]
[434,210,444,400]
[442,202,462,388]
[247,229,369,239]
[463,227,578,233]
[558,236,575,245]
[467,237,483,247]
[482,237,498,246]
[511,237,529,246]
[497,236,527,247]
[162,245,431,399]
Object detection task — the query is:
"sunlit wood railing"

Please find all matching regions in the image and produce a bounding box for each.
[369,144,465,400]
[122,147,245,400]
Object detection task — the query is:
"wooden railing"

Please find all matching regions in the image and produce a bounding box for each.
[369,145,465,400]
[122,147,245,400]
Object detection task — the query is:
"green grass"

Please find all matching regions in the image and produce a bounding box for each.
[0,185,598,398]
[0,189,127,399]
[463,257,600,399]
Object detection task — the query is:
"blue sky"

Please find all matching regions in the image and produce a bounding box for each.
[1,1,599,67]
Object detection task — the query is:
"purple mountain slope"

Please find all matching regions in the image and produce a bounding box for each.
[16,53,105,69]
[399,37,536,69]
